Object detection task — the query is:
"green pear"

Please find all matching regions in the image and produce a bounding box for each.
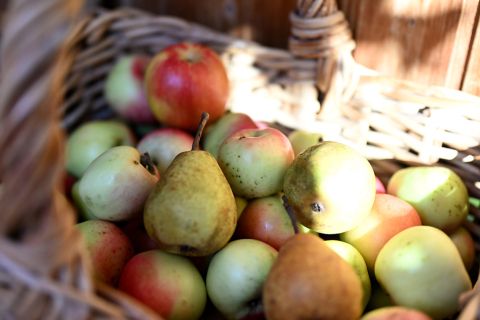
[375,226,472,320]
[287,130,323,157]
[283,141,376,234]
[202,112,258,159]
[263,233,363,320]
[144,113,237,257]
[387,166,469,235]
[325,240,371,310]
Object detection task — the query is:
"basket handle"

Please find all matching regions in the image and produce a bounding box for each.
[289,0,358,119]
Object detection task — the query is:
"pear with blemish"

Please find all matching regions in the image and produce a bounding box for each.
[283,141,376,234]
[144,113,237,257]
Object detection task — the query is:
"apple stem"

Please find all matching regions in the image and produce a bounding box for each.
[282,195,299,234]
[140,152,156,175]
[192,112,210,151]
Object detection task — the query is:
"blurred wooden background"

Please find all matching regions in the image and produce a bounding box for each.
[2,0,480,96]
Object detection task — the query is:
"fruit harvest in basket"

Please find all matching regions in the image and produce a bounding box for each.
[0,1,479,320]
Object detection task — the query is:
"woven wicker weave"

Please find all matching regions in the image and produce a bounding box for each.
[0,0,479,319]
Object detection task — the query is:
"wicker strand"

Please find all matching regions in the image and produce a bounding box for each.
[289,0,358,120]
[0,1,161,319]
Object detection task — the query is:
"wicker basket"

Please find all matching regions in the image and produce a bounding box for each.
[0,0,479,319]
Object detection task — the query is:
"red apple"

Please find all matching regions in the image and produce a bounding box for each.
[449,226,475,271]
[145,42,229,132]
[118,250,207,320]
[361,306,433,320]
[233,194,295,251]
[122,216,160,254]
[375,176,386,194]
[136,127,194,175]
[76,220,134,287]
[340,193,422,272]
[105,55,157,124]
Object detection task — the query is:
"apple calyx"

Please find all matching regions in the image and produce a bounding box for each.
[192,112,210,151]
[282,195,299,234]
[140,152,156,175]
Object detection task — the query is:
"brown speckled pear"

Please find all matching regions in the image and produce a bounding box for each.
[143,113,237,257]
[263,233,363,320]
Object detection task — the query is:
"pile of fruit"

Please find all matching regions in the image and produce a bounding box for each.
[60,42,478,320]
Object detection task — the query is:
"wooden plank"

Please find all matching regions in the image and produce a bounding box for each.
[103,0,297,49]
[462,8,480,96]
[338,0,479,89]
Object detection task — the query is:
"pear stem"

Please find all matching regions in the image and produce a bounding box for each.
[192,112,210,151]
[140,152,156,175]
[282,195,299,234]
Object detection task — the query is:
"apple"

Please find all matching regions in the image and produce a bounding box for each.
[233,194,295,251]
[66,120,136,178]
[136,128,194,175]
[375,176,386,194]
[361,307,433,320]
[71,180,98,221]
[449,226,475,271]
[325,240,371,311]
[145,42,229,132]
[202,112,258,160]
[340,194,422,272]
[206,239,278,320]
[104,55,157,124]
[118,250,207,320]
[76,220,134,287]
[122,216,160,254]
[287,130,323,157]
[79,146,159,221]
[217,128,295,199]
[387,166,469,234]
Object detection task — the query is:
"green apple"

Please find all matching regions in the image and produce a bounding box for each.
[136,128,194,175]
[202,112,258,159]
[118,250,207,320]
[79,146,159,221]
[206,239,278,320]
[287,130,322,157]
[71,180,97,221]
[104,55,157,124]
[76,220,134,287]
[217,128,295,199]
[66,120,136,178]
[375,226,472,319]
[325,240,371,310]
[387,166,469,235]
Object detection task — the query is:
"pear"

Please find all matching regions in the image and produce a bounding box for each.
[144,113,237,257]
[283,141,376,234]
[375,226,472,319]
[263,233,363,320]
[387,166,469,235]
